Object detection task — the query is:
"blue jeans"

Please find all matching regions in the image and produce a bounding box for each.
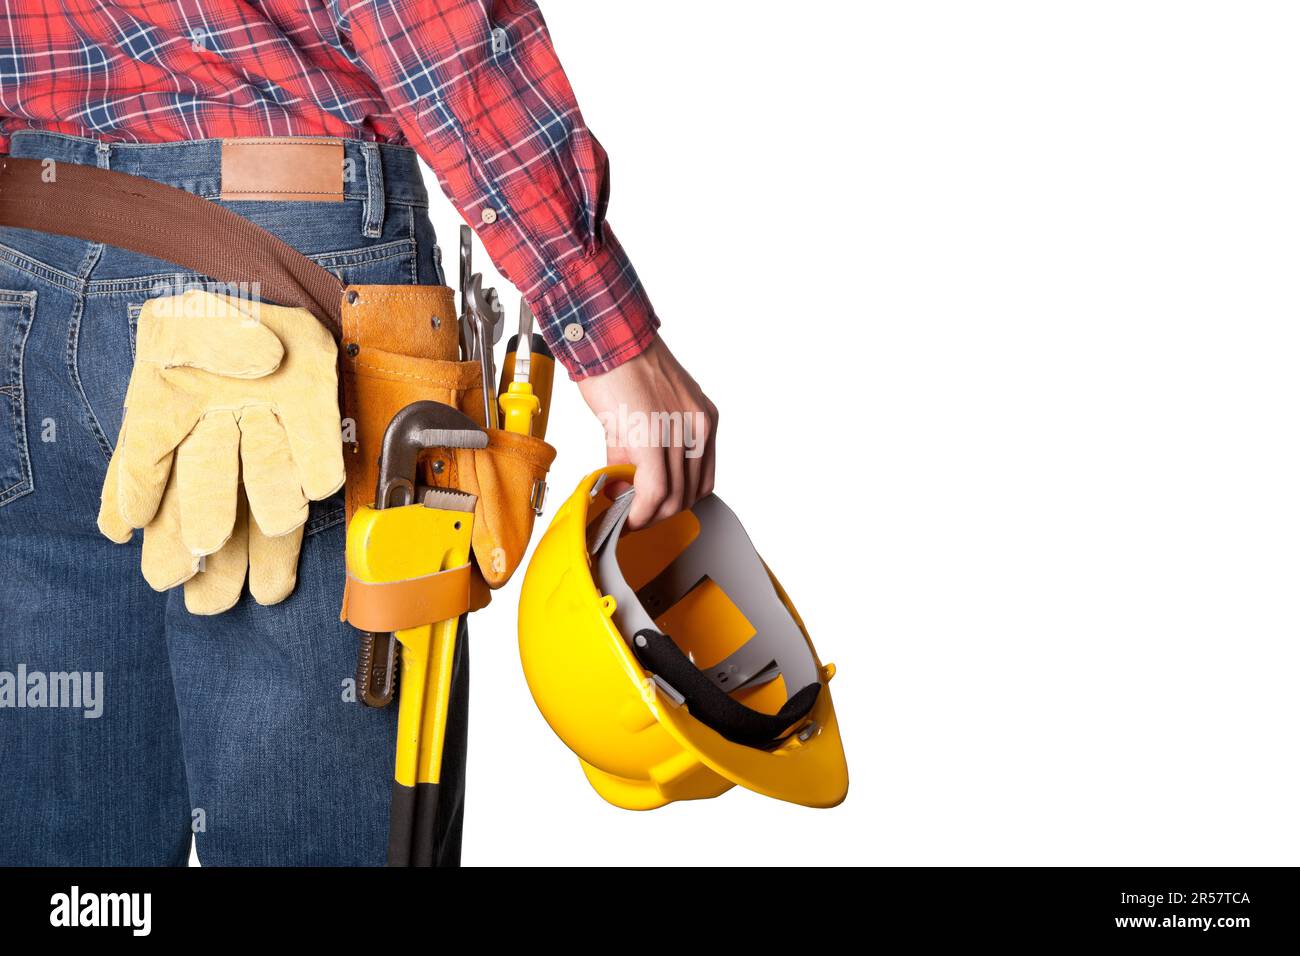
[0,132,465,866]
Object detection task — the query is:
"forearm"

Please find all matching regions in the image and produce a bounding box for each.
[347,0,659,377]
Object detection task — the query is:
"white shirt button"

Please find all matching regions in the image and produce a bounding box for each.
[563,323,584,342]
[490,28,509,54]
[480,207,498,225]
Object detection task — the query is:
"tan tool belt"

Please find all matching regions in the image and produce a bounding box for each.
[338,284,555,612]
[0,154,554,610]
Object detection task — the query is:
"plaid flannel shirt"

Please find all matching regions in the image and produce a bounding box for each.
[0,1,659,377]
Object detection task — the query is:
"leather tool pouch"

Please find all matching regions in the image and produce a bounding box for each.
[339,284,556,613]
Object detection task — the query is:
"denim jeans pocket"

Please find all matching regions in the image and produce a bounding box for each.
[0,289,36,508]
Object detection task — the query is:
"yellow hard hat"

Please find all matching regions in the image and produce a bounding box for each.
[517,466,848,810]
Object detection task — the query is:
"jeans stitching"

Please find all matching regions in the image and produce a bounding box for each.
[65,244,115,463]
[407,209,418,285]
[125,303,141,363]
[0,290,37,505]
[66,294,114,463]
[305,505,343,537]
[0,243,82,291]
[82,239,420,296]
[362,143,384,238]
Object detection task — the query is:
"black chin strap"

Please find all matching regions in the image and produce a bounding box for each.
[631,629,820,749]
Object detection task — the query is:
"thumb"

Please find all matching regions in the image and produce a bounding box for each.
[137,290,284,378]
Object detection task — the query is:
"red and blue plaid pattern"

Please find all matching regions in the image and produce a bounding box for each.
[0,1,658,377]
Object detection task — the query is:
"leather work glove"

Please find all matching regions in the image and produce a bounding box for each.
[99,465,306,614]
[98,289,343,612]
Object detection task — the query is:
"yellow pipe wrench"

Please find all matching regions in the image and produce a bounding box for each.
[344,401,487,866]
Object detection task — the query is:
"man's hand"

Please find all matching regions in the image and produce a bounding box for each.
[576,335,718,530]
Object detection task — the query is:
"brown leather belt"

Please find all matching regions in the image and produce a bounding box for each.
[0,154,345,338]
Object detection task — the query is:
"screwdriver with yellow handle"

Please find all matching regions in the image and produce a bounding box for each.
[498,300,549,437]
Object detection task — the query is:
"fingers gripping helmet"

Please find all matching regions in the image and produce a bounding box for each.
[518,466,848,810]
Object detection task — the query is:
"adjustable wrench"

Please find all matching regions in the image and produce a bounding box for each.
[466,273,505,428]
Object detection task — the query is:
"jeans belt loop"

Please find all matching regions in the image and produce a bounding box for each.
[361,142,385,239]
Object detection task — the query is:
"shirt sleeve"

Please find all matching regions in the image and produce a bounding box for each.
[344,0,660,379]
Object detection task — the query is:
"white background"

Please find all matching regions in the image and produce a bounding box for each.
[421,2,1300,866]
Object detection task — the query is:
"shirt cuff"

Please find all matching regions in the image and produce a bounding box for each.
[532,225,661,380]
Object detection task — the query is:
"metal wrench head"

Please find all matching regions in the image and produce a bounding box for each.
[375,400,488,509]
[484,287,505,346]
[466,274,499,427]
[468,274,505,364]
[468,276,505,340]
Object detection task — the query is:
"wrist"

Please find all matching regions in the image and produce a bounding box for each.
[531,225,660,380]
